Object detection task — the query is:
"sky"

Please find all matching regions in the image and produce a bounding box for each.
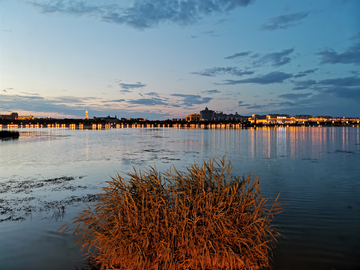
[1,0,360,119]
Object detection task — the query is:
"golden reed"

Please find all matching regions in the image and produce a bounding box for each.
[59,157,283,270]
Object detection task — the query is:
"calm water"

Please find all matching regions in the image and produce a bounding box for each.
[1,127,359,269]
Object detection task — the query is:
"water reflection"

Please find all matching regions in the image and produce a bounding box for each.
[0,127,359,269]
[240,126,360,160]
[0,130,19,141]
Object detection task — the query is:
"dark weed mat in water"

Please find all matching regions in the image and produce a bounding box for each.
[0,194,100,222]
[0,176,99,222]
[0,176,87,194]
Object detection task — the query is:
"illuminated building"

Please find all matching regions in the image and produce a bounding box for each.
[200,107,215,121]
[186,113,200,122]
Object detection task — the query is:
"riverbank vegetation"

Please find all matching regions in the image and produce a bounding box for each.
[59,157,283,270]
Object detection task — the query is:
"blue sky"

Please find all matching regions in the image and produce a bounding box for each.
[1,0,359,119]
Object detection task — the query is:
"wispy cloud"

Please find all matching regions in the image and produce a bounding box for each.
[30,1,103,15]
[0,94,84,116]
[324,86,360,102]
[252,48,294,67]
[292,79,317,90]
[317,43,360,65]
[278,92,312,100]
[191,67,254,77]
[190,31,218,38]
[171,94,212,106]
[224,51,251,59]
[245,104,268,109]
[293,68,318,78]
[290,75,360,102]
[51,96,97,103]
[105,99,125,103]
[119,82,146,91]
[220,71,293,85]
[292,75,360,90]
[261,12,309,31]
[238,101,250,106]
[349,31,360,40]
[144,92,161,97]
[318,76,360,87]
[127,98,168,106]
[31,0,254,29]
[201,89,221,94]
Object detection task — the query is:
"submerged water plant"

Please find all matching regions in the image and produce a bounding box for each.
[59,157,283,270]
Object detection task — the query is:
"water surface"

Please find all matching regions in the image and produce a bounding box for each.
[1,127,359,269]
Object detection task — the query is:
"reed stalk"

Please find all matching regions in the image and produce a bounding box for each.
[59,157,283,270]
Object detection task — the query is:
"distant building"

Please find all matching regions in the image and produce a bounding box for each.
[85,110,89,120]
[226,112,248,122]
[199,107,248,122]
[17,115,34,120]
[294,115,313,119]
[186,113,200,122]
[249,114,268,124]
[249,114,296,124]
[93,115,119,124]
[200,107,214,121]
[0,112,34,120]
[0,112,18,120]
[214,111,227,121]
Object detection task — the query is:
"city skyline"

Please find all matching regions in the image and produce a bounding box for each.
[1,0,360,119]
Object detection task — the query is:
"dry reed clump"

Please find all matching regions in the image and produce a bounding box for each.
[59,157,283,270]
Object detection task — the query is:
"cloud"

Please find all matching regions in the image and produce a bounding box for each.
[349,31,360,40]
[289,75,360,102]
[119,82,146,90]
[317,42,360,65]
[292,79,317,90]
[224,51,251,59]
[30,1,103,15]
[324,86,360,102]
[238,101,250,106]
[278,93,312,100]
[31,0,254,29]
[253,48,294,67]
[171,94,212,106]
[144,92,160,96]
[0,94,174,119]
[127,98,168,106]
[191,67,254,77]
[201,89,221,94]
[245,104,267,109]
[51,96,97,103]
[318,76,360,87]
[261,12,309,31]
[0,94,84,116]
[139,92,163,98]
[191,31,218,38]
[108,99,126,103]
[293,68,318,78]
[220,71,293,85]
[292,75,360,90]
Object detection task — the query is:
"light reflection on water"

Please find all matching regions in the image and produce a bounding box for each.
[0,127,359,269]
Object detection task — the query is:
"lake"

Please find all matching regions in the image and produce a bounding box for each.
[1,126,359,269]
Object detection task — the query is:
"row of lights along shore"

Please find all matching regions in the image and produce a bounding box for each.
[0,123,247,130]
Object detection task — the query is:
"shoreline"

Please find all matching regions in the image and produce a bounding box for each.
[1,121,360,130]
